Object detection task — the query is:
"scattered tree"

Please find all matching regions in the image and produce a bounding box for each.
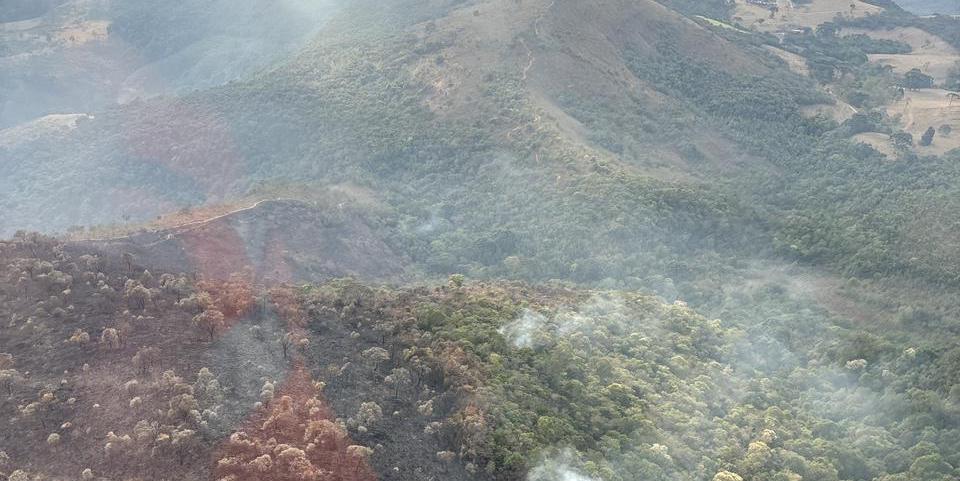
[356,401,383,428]
[193,309,225,341]
[904,68,934,90]
[385,367,412,400]
[891,131,913,148]
[132,346,161,375]
[346,445,373,473]
[362,347,390,372]
[0,368,18,395]
[437,450,456,472]
[67,329,90,346]
[100,328,120,349]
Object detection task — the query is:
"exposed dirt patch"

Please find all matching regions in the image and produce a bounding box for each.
[0,17,44,32]
[800,100,856,122]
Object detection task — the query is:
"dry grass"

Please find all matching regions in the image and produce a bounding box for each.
[839,27,960,83]
[409,0,549,116]
[0,114,92,148]
[733,0,882,32]
[886,88,960,155]
[869,53,959,84]
[54,21,110,46]
[852,132,899,158]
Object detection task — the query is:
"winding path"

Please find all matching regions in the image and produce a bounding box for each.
[73,198,304,244]
[521,0,556,82]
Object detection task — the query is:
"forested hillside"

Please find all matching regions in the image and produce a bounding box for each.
[1,235,959,481]
[0,0,338,128]
[2,0,960,480]
[3,0,960,290]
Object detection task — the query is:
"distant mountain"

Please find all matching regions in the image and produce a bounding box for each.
[0,0,340,128]
[0,0,779,285]
[5,3,960,481]
[4,0,960,289]
[896,0,960,14]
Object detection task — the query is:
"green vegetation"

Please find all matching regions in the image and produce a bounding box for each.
[657,0,733,19]
[837,9,960,51]
[294,278,960,481]
[694,16,752,34]
[4,1,960,479]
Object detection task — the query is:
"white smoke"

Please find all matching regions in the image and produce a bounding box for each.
[499,308,547,348]
[499,294,638,348]
[527,450,599,481]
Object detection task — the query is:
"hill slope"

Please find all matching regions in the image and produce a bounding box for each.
[0,0,339,129]
[0,0,787,299]
[2,234,960,481]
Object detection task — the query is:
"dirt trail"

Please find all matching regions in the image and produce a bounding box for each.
[74,198,302,244]
[520,0,555,81]
[826,87,858,114]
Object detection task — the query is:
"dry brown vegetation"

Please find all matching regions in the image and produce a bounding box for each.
[0,231,292,478]
[733,0,882,32]
[0,232,498,481]
[886,88,960,155]
[843,26,960,83]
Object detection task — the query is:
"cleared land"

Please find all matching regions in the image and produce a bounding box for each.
[54,20,109,46]
[869,52,958,84]
[840,26,960,84]
[733,0,882,32]
[852,132,899,158]
[886,88,960,155]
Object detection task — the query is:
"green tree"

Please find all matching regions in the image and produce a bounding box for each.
[904,69,934,90]
[891,131,914,148]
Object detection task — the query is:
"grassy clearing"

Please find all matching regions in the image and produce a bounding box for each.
[886,88,960,155]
